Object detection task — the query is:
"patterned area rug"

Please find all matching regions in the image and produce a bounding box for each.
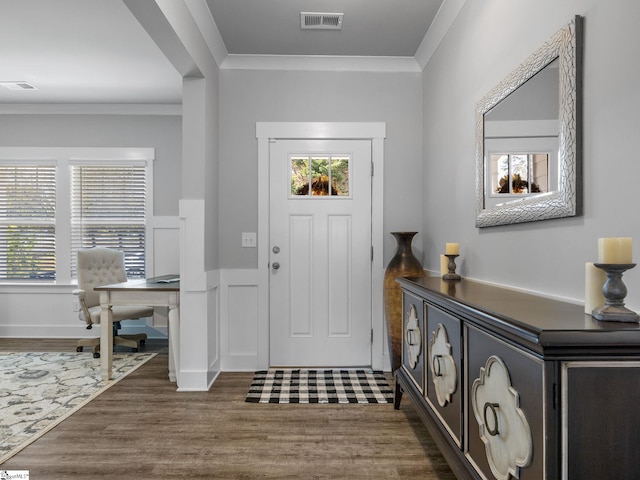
[246,369,394,404]
[0,351,156,464]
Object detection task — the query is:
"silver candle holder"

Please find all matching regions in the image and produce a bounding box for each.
[443,254,461,281]
[591,263,639,322]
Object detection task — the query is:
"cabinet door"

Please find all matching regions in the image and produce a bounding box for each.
[562,362,640,480]
[401,292,425,394]
[466,325,545,480]
[425,303,462,447]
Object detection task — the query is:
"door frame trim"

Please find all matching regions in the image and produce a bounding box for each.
[256,122,387,369]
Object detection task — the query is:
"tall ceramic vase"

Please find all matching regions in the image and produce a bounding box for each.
[384,232,425,373]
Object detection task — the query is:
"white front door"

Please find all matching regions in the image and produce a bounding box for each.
[269,139,372,366]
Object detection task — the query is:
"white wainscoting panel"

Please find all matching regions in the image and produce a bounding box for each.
[175,272,220,391]
[220,269,259,371]
[177,199,219,391]
[0,285,77,338]
[150,217,180,276]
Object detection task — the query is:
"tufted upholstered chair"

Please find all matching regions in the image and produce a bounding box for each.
[73,247,153,358]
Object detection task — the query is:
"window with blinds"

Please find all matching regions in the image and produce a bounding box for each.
[70,165,147,279]
[0,165,56,280]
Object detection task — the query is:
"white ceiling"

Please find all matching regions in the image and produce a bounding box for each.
[0,0,182,105]
[0,0,443,105]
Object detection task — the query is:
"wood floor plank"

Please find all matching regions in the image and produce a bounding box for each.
[0,338,455,479]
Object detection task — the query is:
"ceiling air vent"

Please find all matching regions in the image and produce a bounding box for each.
[301,12,344,30]
[0,81,38,90]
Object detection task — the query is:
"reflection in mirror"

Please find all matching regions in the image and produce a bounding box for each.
[491,153,549,195]
[485,59,557,207]
[475,17,582,227]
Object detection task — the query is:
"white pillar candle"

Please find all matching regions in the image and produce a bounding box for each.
[445,242,459,255]
[440,254,449,276]
[584,262,606,314]
[597,237,632,264]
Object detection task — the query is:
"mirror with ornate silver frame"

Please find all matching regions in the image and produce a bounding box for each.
[475,16,583,228]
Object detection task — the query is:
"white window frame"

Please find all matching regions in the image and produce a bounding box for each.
[0,147,154,285]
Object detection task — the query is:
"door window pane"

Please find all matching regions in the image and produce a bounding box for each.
[291,157,309,195]
[330,157,349,196]
[290,155,350,197]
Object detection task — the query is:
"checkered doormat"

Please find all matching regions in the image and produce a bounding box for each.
[245,369,394,404]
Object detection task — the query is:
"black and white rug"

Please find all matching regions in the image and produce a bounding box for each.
[245,369,394,404]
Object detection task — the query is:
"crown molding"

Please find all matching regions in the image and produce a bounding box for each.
[415,0,468,70]
[220,54,421,73]
[0,104,182,116]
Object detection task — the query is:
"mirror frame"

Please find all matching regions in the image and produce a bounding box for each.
[475,16,583,228]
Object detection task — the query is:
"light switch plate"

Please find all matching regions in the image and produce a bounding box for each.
[241,232,257,248]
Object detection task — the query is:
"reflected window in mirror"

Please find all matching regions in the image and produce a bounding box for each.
[491,153,549,196]
[484,134,558,209]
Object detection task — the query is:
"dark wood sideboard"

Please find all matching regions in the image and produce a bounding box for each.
[394,275,640,480]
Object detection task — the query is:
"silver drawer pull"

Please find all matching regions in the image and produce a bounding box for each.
[483,402,500,436]
[432,354,443,377]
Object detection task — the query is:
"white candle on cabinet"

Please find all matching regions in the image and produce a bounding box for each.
[584,262,606,314]
[440,254,449,276]
[597,237,632,264]
[445,243,459,255]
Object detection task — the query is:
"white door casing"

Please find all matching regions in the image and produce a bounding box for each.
[256,122,387,370]
[269,139,372,366]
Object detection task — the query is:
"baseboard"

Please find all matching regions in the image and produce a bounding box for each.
[176,369,214,392]
[221,353,259,372]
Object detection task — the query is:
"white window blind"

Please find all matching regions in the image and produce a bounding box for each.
[70,165,147,279]
[0,165,56,280]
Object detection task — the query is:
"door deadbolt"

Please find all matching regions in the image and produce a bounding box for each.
[272,246,280,254]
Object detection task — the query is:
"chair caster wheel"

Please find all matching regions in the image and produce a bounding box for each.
[77,347,83,352]
[93,352,100,358]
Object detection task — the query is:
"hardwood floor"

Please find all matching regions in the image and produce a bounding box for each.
[1,338,456,479]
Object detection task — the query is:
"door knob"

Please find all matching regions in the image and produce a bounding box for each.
[272,262,280,270]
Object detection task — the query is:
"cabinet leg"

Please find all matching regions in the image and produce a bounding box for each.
[393,372,404,410]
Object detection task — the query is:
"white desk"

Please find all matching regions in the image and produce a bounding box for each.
[95,276,180,383]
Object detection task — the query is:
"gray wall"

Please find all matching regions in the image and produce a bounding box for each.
[205,74,220,272]
[218,69,424,268]
[0,114,182,216]
[422,0,640,310]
